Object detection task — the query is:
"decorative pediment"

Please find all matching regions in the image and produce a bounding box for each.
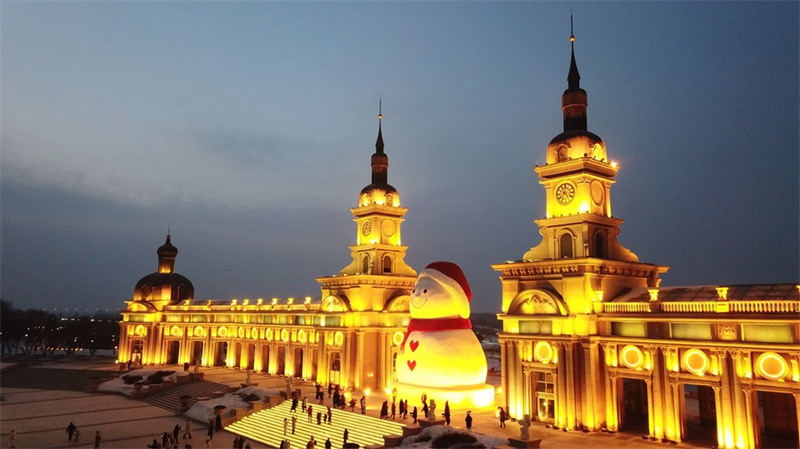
[384,294,410,312]
[124,300,156,313]
[320,295,350,313]
[508,289,567,316]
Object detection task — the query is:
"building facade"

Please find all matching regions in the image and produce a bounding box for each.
[494,33,800,449]
[118,117,414,392]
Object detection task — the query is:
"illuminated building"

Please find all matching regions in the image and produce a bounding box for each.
[118,114,415,392]
[493,30,800,448]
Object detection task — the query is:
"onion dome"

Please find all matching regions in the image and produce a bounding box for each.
[133,235,194,308]
[359,108,400,208]
[547,19,608,164]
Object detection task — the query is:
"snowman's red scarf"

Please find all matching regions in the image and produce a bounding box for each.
[401,317,472,350]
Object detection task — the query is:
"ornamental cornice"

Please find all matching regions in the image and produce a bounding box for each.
[316,275,416,288]
[494,261,661,278]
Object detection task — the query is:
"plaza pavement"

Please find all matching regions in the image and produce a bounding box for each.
[1,357,706,449]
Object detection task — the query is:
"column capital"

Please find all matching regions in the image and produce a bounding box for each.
[711,349,728,360]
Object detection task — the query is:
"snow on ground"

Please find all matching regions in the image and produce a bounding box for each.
[402,425,506,449]
[186,386,271,423]
[97,368,189,395]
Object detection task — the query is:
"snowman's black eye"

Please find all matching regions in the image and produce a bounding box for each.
[412,289,416,293]
[423,289,427,294]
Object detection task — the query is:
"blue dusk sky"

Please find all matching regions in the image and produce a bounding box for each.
[1,2,798,314]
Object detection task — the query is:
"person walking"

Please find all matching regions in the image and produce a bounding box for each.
[316,411,322,425]
[360,395,366,414]
[421,401,428,419]
[183,419,192,439]
[173,423,181,442]
[291,415,297,435]
[326,406,332,425]
[207,420,214,441]
[307,405,313,423]
[390,401,396,420]
[215,414,222,431]
[411,406,418,424]
[93,430,101,449]
[465,411,473,430]
[324,438,332,449]
[379,401,388,419]
[302,396,307,413]
[444,401,451,425]
[343,428,349,445]
[67,422,77,442]
[284,417,288,435]
[498,407,507,427]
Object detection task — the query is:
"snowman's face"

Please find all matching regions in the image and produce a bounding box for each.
[409,274,469,319]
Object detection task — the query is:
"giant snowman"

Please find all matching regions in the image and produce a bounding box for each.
[395,261,494,409]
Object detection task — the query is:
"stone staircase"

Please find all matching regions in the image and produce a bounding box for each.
[140,380,230,414]
[227,401,406,448]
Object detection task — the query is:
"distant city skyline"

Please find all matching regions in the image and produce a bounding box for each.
[2,2,797,313]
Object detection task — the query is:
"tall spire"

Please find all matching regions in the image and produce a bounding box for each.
[376,97,384,154]
[568,14,581,89]
[370,98,388,186]
[562,14,588,132]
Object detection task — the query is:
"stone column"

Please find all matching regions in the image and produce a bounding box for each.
[645,346,664,440]
[712,385,724,448]
[500,339,508,409]
[354,331,365,389]
[741,385,755,449]
[644,378,654,438]
[378,331,386,390]
[668,378,681,443]
[565,342,576,430]
[553,342,566,429]
[717,350,736,448]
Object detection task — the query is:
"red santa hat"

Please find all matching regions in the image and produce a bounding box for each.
[422,261,472,303]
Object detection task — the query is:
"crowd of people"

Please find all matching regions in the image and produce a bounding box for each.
[53,380,510,449]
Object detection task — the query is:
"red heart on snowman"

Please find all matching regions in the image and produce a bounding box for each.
[409,340,419,352]
[407,360,416,371]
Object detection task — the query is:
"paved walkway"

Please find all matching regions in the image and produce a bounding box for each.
[1,358,709,449]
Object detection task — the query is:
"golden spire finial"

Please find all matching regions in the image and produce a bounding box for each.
[378,96,383,120]
[570,12,575,42]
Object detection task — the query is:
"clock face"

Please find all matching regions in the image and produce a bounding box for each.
[555,183,575,205]
[361,221,372,236]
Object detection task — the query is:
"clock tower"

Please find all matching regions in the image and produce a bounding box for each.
[316,111,417,390]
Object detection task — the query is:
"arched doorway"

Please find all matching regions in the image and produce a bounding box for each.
[167,341,180,365]
[277,346,286,375]
[246,344,255,370]
[214,342,228,366]
[294,348,304,378]
[329,352,341,385]
[619,378,648,434]
[233,343,242,368]
[191,341,204,365]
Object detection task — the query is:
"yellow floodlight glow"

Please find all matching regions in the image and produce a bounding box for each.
[755,352,788,381]
[620,345,643,369]
[682,349,709,376]
[611,161,618,168]
[364,388,371,395]
[288,297,294,304]
[271,298,278,305]
[534,341,554,364]
[305,296,312,304]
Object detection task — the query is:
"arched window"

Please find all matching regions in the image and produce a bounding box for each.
[595,232,607,259]
[559,233,574,259]
[383,255,392,274]
[362,255,370,274]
